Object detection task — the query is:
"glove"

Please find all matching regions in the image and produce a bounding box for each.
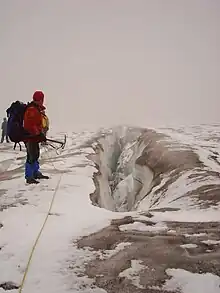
[38,132,47,142]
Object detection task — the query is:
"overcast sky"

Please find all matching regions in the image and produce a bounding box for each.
[0,0,220,132]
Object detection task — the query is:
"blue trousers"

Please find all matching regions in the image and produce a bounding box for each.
[25,142,40,179]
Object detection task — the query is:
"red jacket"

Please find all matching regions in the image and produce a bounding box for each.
[23,102,45,142]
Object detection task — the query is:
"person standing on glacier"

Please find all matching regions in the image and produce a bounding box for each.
[1,117,9,143]
[23,91,49,184]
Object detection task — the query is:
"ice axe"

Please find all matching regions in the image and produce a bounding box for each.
[46,135,67,150]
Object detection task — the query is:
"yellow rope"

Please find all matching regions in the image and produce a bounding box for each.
[19,153,62,292]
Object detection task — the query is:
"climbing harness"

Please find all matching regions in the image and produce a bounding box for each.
[18,143,65,292]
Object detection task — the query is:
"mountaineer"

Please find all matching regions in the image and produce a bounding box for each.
[23,91,49,184]
[1,117,9,143]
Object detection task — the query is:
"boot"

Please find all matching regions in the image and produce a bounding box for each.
[26,178,39,184]
[33,161,49,179]
[34,172,49,179]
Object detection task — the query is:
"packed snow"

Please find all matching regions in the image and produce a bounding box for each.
[119,260,145,289]
[163,268,220,293]
[119,221,167,232]
[0,133,116,293]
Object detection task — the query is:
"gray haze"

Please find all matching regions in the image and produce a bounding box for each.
[1,0,220,132]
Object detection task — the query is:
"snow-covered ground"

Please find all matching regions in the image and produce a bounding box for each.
[0,125,220,293]
[0,133,119,293]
